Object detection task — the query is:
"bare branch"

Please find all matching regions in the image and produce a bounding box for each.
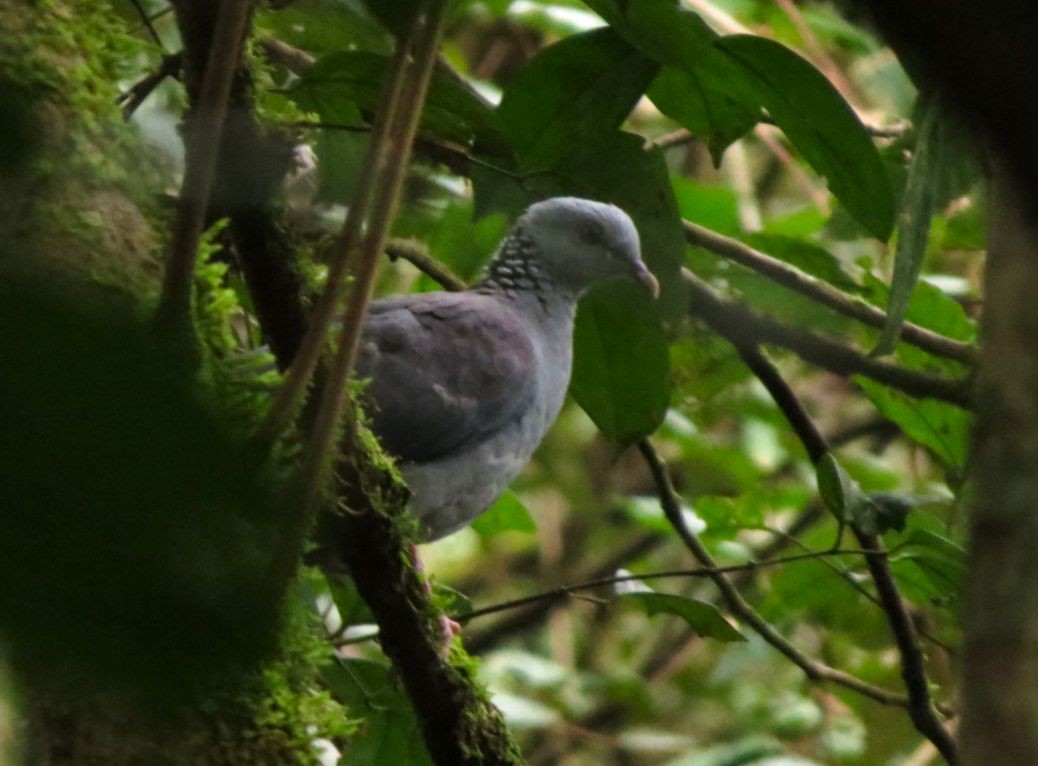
[119,51,182,120]
[682,268,973,408]
[636,439,913,709]
[455,548,891,624]
[127,0,166,48]
[385,239,466,292]
[683,220,979,365]
[720,342,959,763]
[257,36,315,73]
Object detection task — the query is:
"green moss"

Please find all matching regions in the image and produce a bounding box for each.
[0,1,168,294]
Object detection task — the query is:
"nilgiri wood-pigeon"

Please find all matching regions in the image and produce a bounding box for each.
[355,197,658,541]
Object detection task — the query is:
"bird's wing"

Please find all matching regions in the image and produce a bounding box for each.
[355,292,538,464]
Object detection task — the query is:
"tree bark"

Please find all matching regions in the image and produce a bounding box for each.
[960,172,1038,764]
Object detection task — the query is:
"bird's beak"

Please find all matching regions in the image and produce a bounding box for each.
[632,261,660,299]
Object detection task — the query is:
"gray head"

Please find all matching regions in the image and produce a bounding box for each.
[482,197,658,299]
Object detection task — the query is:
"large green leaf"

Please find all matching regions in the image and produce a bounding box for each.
[571,281,670,445]
[258,0,392,58]
[497,27,658,168]
[294,51,506,150]
[889,528,965,606]
[716,35,895,239]
[589,0,895,237]
[589,0,760,162]
[621,592,746,642]
[470,490,537,538]
[648,66,760,164]
[856,377,970,472]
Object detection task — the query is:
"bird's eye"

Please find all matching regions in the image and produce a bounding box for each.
[579,221,604,245]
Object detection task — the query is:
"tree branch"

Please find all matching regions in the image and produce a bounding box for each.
[171,2,308,369]
[256,28,414,446]
[155,0,251,337]
[682,268,973,408]
[119,51,183,120]
[127,0,165,48]
[261,4,522,763]
[636,439,913,709]
[385,238,467,292]
[719,342,959,763]
[683,220,979,366]
[455,548,890,624]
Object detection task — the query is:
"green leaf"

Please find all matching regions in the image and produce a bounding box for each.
[816,452,854,521]
[497,27,658,168]
[889,529,965,605]
[873,96,942,355]
[856,377,970,472]
[471,490,537,538]
[594,0,761,162]
[294,51,505,150]
[648,65,759,163]
[862,272,976,344]
[570,280,671,445]
[816,453,890,533]
[716,35,895,239]
[621,592,746,642]
[257,0,392,58]
[323,658,433,766]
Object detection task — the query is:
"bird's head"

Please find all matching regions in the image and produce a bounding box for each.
[515,197,659,298]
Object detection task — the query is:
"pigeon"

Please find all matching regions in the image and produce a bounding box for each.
[354,197,658,541]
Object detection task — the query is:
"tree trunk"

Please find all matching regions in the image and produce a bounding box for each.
[0,3,342,763]
[960,171,1038,763]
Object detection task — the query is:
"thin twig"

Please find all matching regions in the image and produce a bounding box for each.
[134,5,172,34]
[306,0,448,489]
[636,439,911,708]
[128,0,165,48]
[154,1,250,336]
[683,220,979,365]
[263,5,420,579]
[256,26,414,447]
[454,548,887,623]
[681,269,973,408]
[727,344,959,763]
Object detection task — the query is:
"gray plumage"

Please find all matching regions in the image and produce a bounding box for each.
[355,197,656,540]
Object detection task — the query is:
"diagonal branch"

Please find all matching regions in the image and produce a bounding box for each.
[683,220,979,365]
[636,439,912,709]
[682,268,973,408]
[719,340,959,763]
